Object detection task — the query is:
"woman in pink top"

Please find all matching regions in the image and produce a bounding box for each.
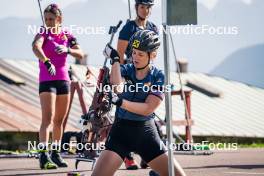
[32,4,84,169]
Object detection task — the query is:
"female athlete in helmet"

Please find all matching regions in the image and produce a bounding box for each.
[92,30,186,176]
[117,0,159,169]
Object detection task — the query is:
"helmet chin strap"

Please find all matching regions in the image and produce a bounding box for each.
[137,14,146,21]
[136,5,146,21]
[135,53,150,70]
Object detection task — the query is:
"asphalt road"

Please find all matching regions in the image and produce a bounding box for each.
[0,149,263,176]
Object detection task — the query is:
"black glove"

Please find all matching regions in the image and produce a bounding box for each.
[103,44,120,65]
[44,59,56,76]
[55,45,70,54]
[111,92,123,107]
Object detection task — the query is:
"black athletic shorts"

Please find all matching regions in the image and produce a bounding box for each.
[105,118,167,163]
[39,80,70,95]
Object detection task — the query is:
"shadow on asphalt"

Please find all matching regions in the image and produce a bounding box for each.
[0,169,90,176]
[185,164,264,170]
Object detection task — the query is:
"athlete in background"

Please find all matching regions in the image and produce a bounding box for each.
[32,4,84,169]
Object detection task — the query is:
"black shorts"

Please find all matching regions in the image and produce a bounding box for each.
[39,80,70,95]
[105,118,167,163]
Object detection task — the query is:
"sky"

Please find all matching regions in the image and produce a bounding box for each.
[0,0,262,75]
[0,0,254,19]
[0,0,86,19]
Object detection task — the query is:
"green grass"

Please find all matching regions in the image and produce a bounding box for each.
[0,150,22,155]
[192,143,264,149]
[0,148,76,155]
[238,143,264,148]
[0,149,40,155]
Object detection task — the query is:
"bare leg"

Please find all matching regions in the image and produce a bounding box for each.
[39,92,56,144]
[92,150,123,176]
[148,153,186,176]
[52,94,70,143]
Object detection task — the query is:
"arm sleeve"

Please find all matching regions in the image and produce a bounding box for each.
[149,71,165,100]
[66,33,78,48]
[152,23,159,35]
[35,26,47,39]
[120,64,129,77]
[118,23,133,41]
[32,26,47,46]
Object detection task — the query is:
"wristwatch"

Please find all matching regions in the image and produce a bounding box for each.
[67,47,71,54]
[110,57,120,65]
